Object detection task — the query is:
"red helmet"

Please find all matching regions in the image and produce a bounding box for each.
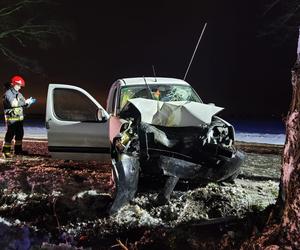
[11,75,25,87]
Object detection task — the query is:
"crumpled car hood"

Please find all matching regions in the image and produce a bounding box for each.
[128,98,224,127]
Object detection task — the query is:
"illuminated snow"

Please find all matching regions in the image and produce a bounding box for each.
[0,124,286,145]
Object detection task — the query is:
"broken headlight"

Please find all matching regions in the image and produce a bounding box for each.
[115,120,140,156]
[206,124,233,148]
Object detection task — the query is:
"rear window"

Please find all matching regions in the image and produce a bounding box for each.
[53,88,98,121]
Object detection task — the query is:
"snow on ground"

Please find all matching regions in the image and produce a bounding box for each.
[0,124,286,145]
[0,124,47,139]
[235,132,285,145]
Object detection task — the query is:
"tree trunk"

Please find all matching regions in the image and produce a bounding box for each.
[242,28,300,249]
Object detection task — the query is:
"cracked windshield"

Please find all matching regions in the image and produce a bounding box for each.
[120,84,202,109]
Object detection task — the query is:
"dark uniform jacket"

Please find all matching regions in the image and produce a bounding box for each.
[3,88,26,124]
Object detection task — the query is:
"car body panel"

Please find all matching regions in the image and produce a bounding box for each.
[127,98,224,127]
[46,84,111,161]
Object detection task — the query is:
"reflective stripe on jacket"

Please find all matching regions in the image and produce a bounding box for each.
[3,88,26,123]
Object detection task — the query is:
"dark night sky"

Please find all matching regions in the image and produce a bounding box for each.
[0,0,297,119]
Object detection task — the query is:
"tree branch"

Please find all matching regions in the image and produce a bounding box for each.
[0,0,51,17]
[262,0,281,17]
[0,0,73,73]
[0,43,43,73]
[258,1,300,43]
[13,34,26,47]
[0,23,68,39]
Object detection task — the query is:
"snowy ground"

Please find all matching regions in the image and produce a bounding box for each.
[0,124,47,140]
[0,140,282,249]
[235,132,285,145]
[0,124,286,145]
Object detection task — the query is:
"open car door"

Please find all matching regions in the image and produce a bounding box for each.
[46,84,111,161]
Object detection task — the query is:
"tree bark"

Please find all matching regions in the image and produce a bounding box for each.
[242,28,300,249]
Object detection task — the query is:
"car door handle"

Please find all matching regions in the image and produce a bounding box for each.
[45,119,51,129]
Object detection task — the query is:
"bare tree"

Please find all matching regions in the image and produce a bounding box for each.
[242,27,300,249]
[0,0,71,72]
[258,0,300,44]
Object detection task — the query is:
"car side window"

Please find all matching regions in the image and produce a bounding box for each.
[53,88,98,121]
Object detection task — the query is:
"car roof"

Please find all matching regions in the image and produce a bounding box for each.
[117,77,191,86]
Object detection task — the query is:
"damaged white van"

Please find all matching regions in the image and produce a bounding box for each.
[46,77,245,214]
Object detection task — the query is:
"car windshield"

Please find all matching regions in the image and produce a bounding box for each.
[120,84,202,110]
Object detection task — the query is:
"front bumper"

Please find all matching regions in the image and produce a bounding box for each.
[157,150,245,182]
[109,150,245,213]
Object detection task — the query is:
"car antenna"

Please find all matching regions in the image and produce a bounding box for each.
[183,22,207,81]
[143,76,154,99]
[152,65,157,82]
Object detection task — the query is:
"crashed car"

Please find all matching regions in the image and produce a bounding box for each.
[46,77,245,214]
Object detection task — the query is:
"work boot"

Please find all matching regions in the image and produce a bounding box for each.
[2,152,13,159]
[14,144,28,156]
[2,142,12,158]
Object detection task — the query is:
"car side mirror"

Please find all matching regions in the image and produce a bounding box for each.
[97,108,107,122]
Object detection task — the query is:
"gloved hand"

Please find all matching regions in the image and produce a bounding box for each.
[25,97,36,107]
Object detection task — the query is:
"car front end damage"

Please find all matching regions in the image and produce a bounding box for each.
[109,98,245,214]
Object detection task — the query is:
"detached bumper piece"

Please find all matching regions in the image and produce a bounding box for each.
[155,176,179,205]
[109,154,140,214]
[151,150,245,205]
[158,150,245,182]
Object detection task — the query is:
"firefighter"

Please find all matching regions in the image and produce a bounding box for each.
[2,75,35,158]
